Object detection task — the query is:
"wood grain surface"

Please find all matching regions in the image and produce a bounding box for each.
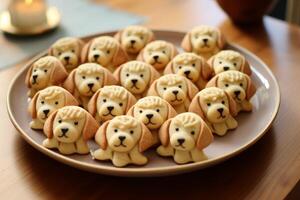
[1,0,300,199]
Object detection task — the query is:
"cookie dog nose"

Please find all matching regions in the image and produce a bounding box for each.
[43,109,50,116]
[223,66,230,71]
[217,108,224,114]
[177,138,185,144]
[146,114,153,119]
[153,55,159,60]
[234,90,241,96]
[172,90,179,95]
[107,106,114,111]
[130,40,136,44]
[64,56,70,61]
[88,83,94,88]
[118,136,126,141]
[203,38,208,43]
[93,54,100,59]
[131,79,138,84]
[61,128,69,134]
[184,70,190,76]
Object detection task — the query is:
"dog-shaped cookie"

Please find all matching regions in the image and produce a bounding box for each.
[114,25,155,59]
[137,40,178,73]
[157,112,213,164]
[189,87,238,136]
[87,85,137,124]
[164,52,213,89]
[93,115,153,167]
[113,61,160,99]
[63,63,117,109]
[147,74,199,113]
[25,56,68,97]
[28,86,79,130]
[48,37,85,72]
[81,36,128,72]
[181,25,226,59]
[43,106,99,155]
[206,71,256,113]
[207,50,252,75]
[127,96,177,145]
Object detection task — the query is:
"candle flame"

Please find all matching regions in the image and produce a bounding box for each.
[25,0,33,5]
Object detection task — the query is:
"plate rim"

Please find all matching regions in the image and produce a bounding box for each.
[6,30,281,177]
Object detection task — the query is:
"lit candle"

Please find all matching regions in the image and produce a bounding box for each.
[8,0,47,29]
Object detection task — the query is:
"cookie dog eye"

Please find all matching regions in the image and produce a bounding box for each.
[103,99,106,102]
[82,76,86,79]
[93,48,96,51]
[233,63,237,66]
[140,74,144,78]
[119,103,123,106]
[74,121,78,125]
[178,66,182,69]
[156,109,160,112]
[96,77,100,80]
[178,85,182,88]
[207,103,211,106]
[239,83,243,87]
[219,61,222,64]
[192,63,196,67]
[114,129,118,133]
[175,128,179,131]
[163,87,167,90]
[58,120,62,123]
[162,50,166,54]
[126,73,129,77]
[130,130,134,134]
[72,50,75,53]
[33,69,37,72]
[139,110,143,113]
[140,36,144,40]
[191,131,195,135]
[225,84,229,87]
[44,69,48,73]
[55,101,58,105]
[58,52,62,56]
[222,101,225,104]
[106,50,110,54]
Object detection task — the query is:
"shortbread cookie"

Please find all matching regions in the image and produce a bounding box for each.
[181,25,226,59]
[25,56,68,97]
[127,96,177,145]
[147,74,198,113]
[137,40,178,73]
[43,106,99,155]
[207,50,252,75]
[93,115,153,167]
[157,112,213,164]
[81,36,128,72]
[189,87,238,136]
[113,61,160,99]
[87,85,137,124]
[206,71,256,113]
[28,86,78,130]
[164,52,213,89]
[63,63,117,109]
[49,37,85,72]
[114,25,155,59]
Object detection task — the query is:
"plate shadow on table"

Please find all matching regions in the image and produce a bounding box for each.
[13,126,276,200]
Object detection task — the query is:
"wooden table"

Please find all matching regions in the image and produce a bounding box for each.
[1,0,300,199]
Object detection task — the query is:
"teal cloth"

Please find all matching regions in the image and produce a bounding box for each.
[0,0,146,69]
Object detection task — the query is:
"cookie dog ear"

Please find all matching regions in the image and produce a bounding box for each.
[87,89,101,117]
[240,56,252,75]
[95,120,109,150]
[81,39,93,63]
[125,92,137,113]
[149,65,160,86]
[139,123,154,152]
[112,64,123,84]
[147,81,159,96]
[206,75,218,88]
[217,29,226,50]
[28,91,39,118]
[201,60,213,80]
[63,69,76,94]
[245,76,256,100]
[25,64,34,88]
[114,30,122,43]
[189,95,205,119]
[169,44,178,59]
[207,56,216,76]
[112,45,128,67]
[225,92,238,117]
[136,49,145,61]
[50,60,68,85]
[48,46,54,56]
[196,120,213,150]
[158,118,171,146]
[103,68,118,85]
[146,30,155,43]
[181,32,192,52]
[82,112,99,141]
[163,60,174,74]
[186,78,199,100]
[166,102,177,119]
[64,89,79,106]
[43,110,58,138]
[126,105,135,117]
